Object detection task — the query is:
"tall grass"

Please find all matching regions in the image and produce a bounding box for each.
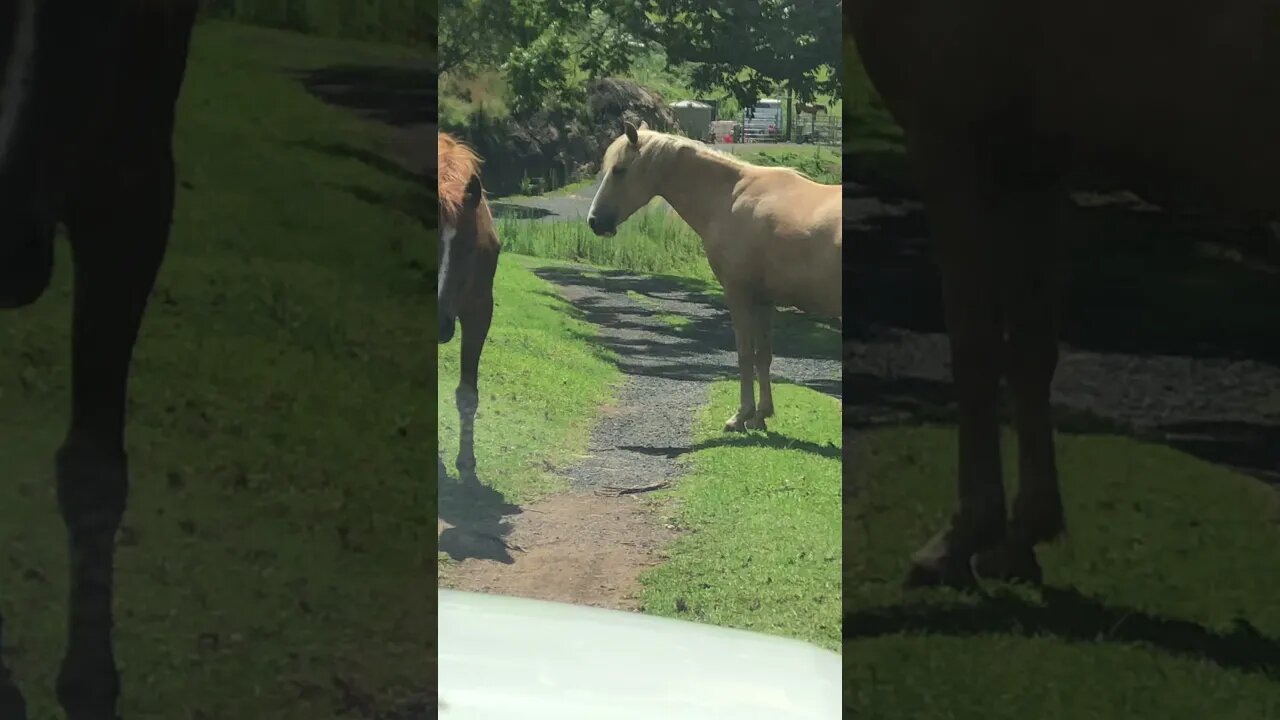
[202,0,432,46]
[498,204,716,282]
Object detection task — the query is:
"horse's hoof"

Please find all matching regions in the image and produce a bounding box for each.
[973,543,1043,586]
[903,557,978,591]
[723,416,747,432]
[744,416,767,431]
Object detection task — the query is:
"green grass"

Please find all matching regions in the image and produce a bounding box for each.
[0,21,429,720]
[725,146,841,184]
[637,382,843,651]
[847,427,1280,718]
[203,0,432,47]
[437,255,620,504]
[498,205,717,283]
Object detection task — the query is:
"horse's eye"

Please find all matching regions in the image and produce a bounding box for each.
[613,166,627,177]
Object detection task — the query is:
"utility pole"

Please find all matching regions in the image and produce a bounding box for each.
[786,89,794,143]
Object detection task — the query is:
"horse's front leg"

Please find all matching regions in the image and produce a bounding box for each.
[723,295,758,432]
[973,187,1070,585]
[904,143,1008,590]
[56,148,175,720]
[455,292,493,474]
[748,303,774,430]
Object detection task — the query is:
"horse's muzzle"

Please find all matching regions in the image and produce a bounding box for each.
[587,214,616,238]
[438,313,456,344]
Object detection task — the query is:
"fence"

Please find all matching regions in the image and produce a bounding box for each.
[733,113,842,146]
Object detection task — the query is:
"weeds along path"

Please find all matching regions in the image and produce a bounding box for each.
[439,258,841,610]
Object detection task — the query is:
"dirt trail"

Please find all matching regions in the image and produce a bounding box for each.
[438,265,841,609]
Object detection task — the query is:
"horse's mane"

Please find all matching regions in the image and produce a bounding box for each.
[438,132,482,225]
[630,130,812,180]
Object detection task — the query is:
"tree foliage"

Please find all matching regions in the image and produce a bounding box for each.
[439,0,841,118]
[614,0,842,106]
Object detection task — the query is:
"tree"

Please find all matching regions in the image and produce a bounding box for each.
[610,0,842,107]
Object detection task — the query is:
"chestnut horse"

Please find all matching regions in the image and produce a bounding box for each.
[587,122,842,432]
[0,1,198,718]
[437,132,500,473]
[849,0,1280,588]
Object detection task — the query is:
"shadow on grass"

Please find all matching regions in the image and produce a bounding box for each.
[845,585,1280,680]
[436,455,522,564]
[615,428,841,463]
[690,430,843,461]
[295,63,434,128]
[293,139,427,185]
[844,169,1280,485]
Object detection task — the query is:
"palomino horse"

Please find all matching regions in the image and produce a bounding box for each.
[437,132,500,473]
[0,1,198,718]
[850,0,1280,588]
[587,122,842,431]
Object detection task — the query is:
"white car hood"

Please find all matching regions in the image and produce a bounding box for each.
[438,589,841,719]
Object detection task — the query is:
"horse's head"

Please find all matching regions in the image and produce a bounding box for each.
[437,174,483,344]
[1,0,144,306]
[587,120,654,237]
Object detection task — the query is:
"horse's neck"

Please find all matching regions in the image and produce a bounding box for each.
[654,146,743,238]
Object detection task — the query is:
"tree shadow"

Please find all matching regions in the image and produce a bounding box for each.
[292,139,427,186]
[533,265,842,376]
[294,63,434,128]
[845,585,1280,681]
[436,455,522,564]
[844,175,1280,485]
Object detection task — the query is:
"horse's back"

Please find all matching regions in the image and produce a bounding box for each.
[852,0,1280,214]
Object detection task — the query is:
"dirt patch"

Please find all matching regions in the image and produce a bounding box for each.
[439,491,677,610]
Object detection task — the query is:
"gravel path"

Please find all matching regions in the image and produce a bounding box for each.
[490,179,602,223]
[532,264,842,491]
[844,179,1280,487]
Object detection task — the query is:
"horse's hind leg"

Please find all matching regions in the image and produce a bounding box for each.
[748,303,774,430]
[56,140,177,720]
[974,188,1069,585]
[723,294,758,432]
[456,292,493,473]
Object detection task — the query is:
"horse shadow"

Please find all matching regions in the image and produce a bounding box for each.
[843,176,1280,486]
[845,585,1280,680]
[436,455,523,564]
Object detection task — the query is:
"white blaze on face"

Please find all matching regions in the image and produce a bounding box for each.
[0,0,37,170]
[438,221,456,297]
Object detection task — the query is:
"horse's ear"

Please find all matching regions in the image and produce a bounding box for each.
[638,120,650,131]
[624,121,639,146]
[464,175,483,210]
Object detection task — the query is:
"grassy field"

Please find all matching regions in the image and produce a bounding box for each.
[847,429,1280,718]
[202,0,432,46]
[638,382,843,651]
[436,256,620,506]
[497,207,717,284]
[0,20,429,719]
